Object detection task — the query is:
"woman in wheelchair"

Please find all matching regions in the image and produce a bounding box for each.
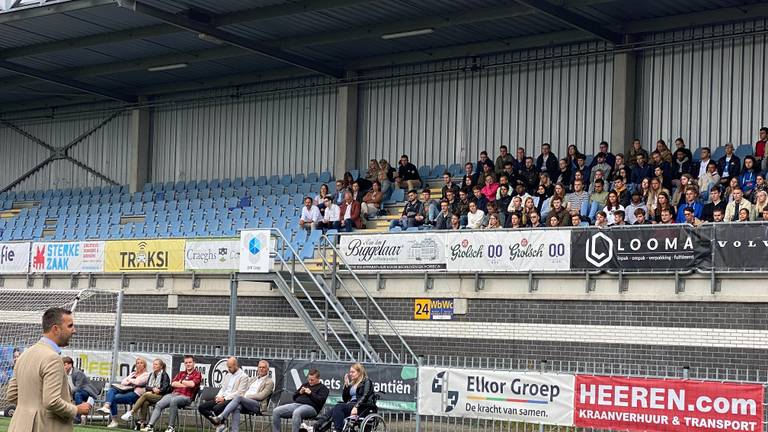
[330,363,374,432]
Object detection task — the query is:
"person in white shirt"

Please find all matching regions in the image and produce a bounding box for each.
[199,357,248,428]
[466,201,485,229]
[212,360,275,432]
[696,147,711,179]
[602,191,625,225]
[299,197,321,232]
[317,196,340,232]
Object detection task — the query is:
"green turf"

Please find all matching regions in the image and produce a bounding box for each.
[0,417,202,432]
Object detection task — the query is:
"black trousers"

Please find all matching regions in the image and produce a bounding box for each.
[198,399,230,424]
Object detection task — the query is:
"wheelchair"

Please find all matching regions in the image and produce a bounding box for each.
[341,392,387,432]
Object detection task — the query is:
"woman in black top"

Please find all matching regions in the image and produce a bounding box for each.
[330,363,374,432]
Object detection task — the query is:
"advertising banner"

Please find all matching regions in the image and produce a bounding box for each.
[104,239,185,272]
[574,375,764,432]
[414,298,454,320]
[419,366,575,426]
[444,230,570,272]
[338,233,446,272]
[570,226,710,270]
[184,239,240,272]
[284,361,418,412]
[30,241,105,273]
[0,242,29,273]
[61,349,173,381]
[239,230,271,273]
[712,223,768,270]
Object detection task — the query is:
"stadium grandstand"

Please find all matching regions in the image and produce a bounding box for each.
[1,0,768,431]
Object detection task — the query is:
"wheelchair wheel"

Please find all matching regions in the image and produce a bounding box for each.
[360,413,386,432]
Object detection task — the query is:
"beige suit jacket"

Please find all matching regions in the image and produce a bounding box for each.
[244,376,275,413]
[6,341,77,432]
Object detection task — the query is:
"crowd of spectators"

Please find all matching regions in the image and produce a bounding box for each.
[296,129,768,232]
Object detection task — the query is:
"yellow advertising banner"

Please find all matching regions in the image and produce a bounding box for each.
[104,239,186,272]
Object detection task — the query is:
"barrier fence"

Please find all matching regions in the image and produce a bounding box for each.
[2,223,768,275]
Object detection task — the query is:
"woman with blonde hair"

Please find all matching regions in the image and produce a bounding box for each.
[329,363,374,432]
[754,190,768,214]
[97,357,149,428]
[121,358,171,430]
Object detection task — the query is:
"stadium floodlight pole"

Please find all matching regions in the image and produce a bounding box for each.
[116,0,346,79]
[228,274,237,356]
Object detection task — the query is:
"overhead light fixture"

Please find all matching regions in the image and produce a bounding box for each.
[381,28,434,40]
[198,33,224,44]
[147,63,189,72]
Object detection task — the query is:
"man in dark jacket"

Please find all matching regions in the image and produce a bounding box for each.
[434,201,452,230]
[717,143,740,185]
[63,356,99,423]
[397,154,421,191]
[273,369,328,432]
[536,143,559,179]
[519,157,540,194]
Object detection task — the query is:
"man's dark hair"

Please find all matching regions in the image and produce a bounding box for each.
[594,179,604,186]
[42,307,71,333]
[710,186,721,193]
[576,154,586,161]
[761,127,768,134]
[400,154,409,160]
[62,356,73,365]
[684,207,695,214]
[614,175,624,182]
[443,171,451,177]
[308,368,320,378]
[600,141,609,148]
[614,210,625,218]
[183,354,195,362]
[500,145,508,151]
[480,151,488,156]
[634,207,646,216]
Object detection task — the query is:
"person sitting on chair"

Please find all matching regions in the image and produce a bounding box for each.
[142,355,202,432]
[199,357,248,428]
[211,360,275,432]
[330,363,374,432]
[273,369,329,432]
[97,357,149,428]
[62,356,98,424]
[121,358,171,431]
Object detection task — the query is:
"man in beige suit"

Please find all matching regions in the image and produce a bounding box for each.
[198,356,249,427]
[5,307,91,432]
[211,360,275,432]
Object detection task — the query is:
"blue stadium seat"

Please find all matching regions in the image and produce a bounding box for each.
[712,146,726,161]
[209,179,221,189]
[306,172,318,183]
[349,169,359,180]
[293,173,305,184]
[255,176,267,186]
[233,178,244,188]
[735,144,753,159]
[418,165,431,179]
[221,179,232,189]
[244,177,256,187]
[431,164,446,178]
[268,175,280,186]
[280,174,292,185]
[384,188,404,204]
[319,172,331,183]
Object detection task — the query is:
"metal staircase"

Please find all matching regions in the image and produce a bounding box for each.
[241,229,416,364]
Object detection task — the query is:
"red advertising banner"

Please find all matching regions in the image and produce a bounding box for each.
[574,375,764,432]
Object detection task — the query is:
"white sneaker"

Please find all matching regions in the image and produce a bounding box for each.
[140,425,153,432]
[97,405,111,415]
[121,410,133,421]
[107,420,119,428]
[164,427,175,432]
[215,424,228,432]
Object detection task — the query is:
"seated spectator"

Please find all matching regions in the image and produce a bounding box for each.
[513,147,527,172]
[334,180,347,205]
[121,358,171,431]
[628,139,649,168]
[378,170,393,201]
[548,214,562,227]
[633,208,651,225]
[613,176,630,206]
[717,143,741,185]
[97,357,149,428]
[671,174,695,206]
[565,144,582,170]
[590,179,608,208]
[421,189,439,225]
[533,184,549,213]
[339,191,363,233]
[548,197,569,227]
[349,182,365,202]
[675,187,703,223]
[521,197,536,225]
[481,173,499,202]
[63,356,98,424]
[630,154,653,185]
[379,159,396,182]
[466,201,485,229]
[460,173,476,195]
[475,151,495,176]
[441,172,460,199]
[648,177,669,209]
[536,143,559,178]
[313,184,329,208]
[757,127,768,171]
[656,139,673,163]
[550,183,567,209]
[497,184,513,212]
[362,159,380,190]
[682,207,703,226]
[361,181,384,219]
[326,364,374,432]
[317,196,340,232]
[449,214,462,230]
[588,169,606,193]
[528,211,544,227]
[702,186,726,222]
[445,189,459,215]
[694,147,712,179]
[625,191,648,224]
[571,155,589,188]
[569,213,584,227]
[698,162,720,200]
[506,195,523,220]
[590,153,611,185]
[199,357,248,428]
[486,201,502,226]
[725,176,740,202]
[555,158,573,190]
[499,161,517,184]
[476,162,495,188]
[471,186,488,213]
[754,190,768,215]
[674,137,693,162]
[513,181,532,202]
[508,213,524,229]
[610,153,629,182]
[389,190,424,230]
[273,369,328,432]
[299,197,321,231]
[495,145,514,175]
[712,208,726,223]
[565,179,589,214]
[737,207,751,222]
[739,156,758,198]
[456,190,471,225]
[613,210,627,225]
[397,154,421,191]
[651,192,676,223]
[725,188,755,221]
[761,207,768,221]
[462,162,479,189]
[658,207,676,224]
[651,150,672,183]
[434,201,452,230]
[671,148,692,187]
[594,211,608,228]
[654,165,672,192]
[520,157,539,193]
[754,174,768,196]
[342,172,355,190]
[143,355,201,432]
[603,191,625,226]
[638,177,651,204]
[211,360,274,432]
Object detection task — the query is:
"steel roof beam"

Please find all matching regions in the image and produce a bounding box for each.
[117,0,344,78]
[515,0,624,45]
[623,3,768,34]
[0,59,136,103]
[0,0,115,24]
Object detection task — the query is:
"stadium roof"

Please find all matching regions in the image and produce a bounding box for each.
[0,0,766,112]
